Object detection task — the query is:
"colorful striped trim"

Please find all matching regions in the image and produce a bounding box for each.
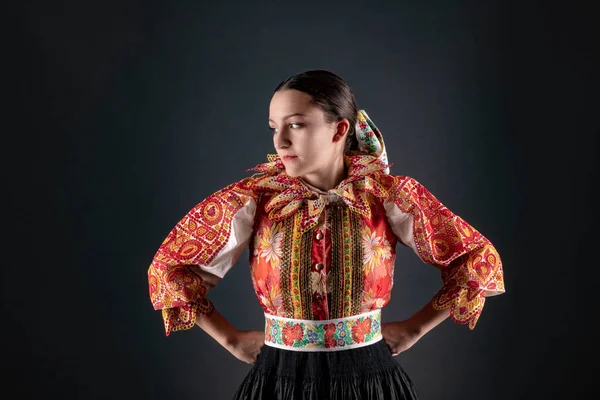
[263,310,382,352]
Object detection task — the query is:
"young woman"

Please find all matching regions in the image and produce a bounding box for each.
[147,70,505,399]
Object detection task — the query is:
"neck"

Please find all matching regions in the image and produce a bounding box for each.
[299,156,347,192]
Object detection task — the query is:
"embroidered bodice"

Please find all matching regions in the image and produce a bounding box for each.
[148,155,505,335]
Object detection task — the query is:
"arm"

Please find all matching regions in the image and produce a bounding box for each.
[195,307,264,364]
[405,297,451,337]
[382,296,450,356]
[195,308,237,348]
[380,174,505,354]
[147,177,266,362]
[383,175,505,330]
[148,177,259,336]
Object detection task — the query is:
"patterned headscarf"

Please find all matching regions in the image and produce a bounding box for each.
[354,110,390,174]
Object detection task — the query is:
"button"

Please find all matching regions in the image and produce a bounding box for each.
[315,263,324,271]
[315,232,324,240]
[315,294,323,301]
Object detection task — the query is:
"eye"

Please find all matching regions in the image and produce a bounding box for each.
[289,122,303,129]
[268,126,278,134]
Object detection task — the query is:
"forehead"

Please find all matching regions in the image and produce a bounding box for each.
[269,89,319,119]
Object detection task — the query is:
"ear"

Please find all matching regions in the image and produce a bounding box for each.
[333,119,350,143]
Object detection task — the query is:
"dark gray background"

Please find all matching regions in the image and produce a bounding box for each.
[8,0,597,399]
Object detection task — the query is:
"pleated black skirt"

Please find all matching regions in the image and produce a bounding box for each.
[232,339,419,400]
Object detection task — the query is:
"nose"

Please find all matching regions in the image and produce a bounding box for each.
[273,126,291,150]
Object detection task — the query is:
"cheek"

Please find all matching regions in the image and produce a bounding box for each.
[301,132,324,150]
[307,138,331,155]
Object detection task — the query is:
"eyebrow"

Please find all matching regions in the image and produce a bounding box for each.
[268,113,306,123]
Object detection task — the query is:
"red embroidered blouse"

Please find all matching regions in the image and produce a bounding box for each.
[148,154,505,335]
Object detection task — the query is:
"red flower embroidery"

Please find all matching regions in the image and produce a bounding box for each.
[264,319,274,342]
[282,324,303,346]
[351,317,372,343]
[292,324,303,340]
[324,323,337,348]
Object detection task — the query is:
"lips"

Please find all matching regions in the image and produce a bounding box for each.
[282,155,298,161]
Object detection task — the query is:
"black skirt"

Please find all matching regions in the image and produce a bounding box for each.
[232,339,419,400]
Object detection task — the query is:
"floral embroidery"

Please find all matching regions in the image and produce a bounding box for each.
[281,324,304,346]
[324,323,337,348]
[264,310,382,351]
[310,270,333,294]
[255,222,283,268]
[351,317,372,343]
[361,225,393,275]
[360,288,388,312]
[255,272,284,315]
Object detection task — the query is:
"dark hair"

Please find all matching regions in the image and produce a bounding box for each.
[274,70,359,154]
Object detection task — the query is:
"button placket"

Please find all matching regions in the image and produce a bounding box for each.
[319,208,329,314]
[310,210,327,312]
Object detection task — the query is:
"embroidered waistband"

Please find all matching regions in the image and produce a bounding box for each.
[263,310,382,352]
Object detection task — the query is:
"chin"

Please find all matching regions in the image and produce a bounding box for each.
[283,167,302,177]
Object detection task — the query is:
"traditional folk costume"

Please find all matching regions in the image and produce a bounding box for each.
[147,111,505,399]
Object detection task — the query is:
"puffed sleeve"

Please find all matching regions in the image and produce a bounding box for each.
[382,175,505,329]
[147,177,260,335]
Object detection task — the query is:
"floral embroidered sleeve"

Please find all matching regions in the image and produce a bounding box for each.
[382,175,505,329]
[147,177,259,335]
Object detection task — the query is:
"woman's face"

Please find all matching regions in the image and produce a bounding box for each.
[268,89,347,179]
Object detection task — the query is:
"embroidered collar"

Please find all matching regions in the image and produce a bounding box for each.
[246,154,394,233]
